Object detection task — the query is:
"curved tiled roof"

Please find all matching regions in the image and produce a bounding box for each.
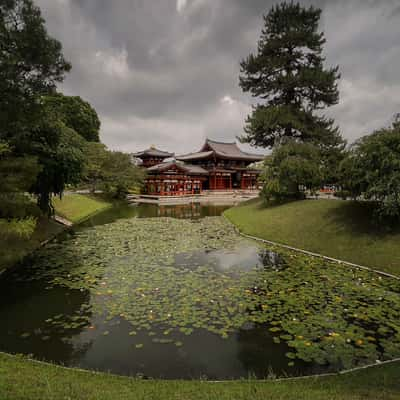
[176,139,264,162]
[175,151,214,161]
[202,139,265,161]
[132,148,174,158]
[147,161,208,175]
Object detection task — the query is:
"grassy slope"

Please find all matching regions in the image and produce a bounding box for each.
[1,194,112,271]
[0,354,399,400]
[225,199,400,275]
[0,217,63,271]
[53,194,112,223]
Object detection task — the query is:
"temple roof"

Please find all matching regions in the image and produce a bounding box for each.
[132,147,174,158]
[176,139,264,162]
[175,151,214,161]
[147,161,209,175]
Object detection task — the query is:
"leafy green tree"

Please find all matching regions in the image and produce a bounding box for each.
[337,151,364,200]
[0,141,41,239]
[0,0,79,215]
[81,144,145,198]
[0,0,71,139]
[0,141,40,217]
[29,114,86,214]
[339,120,400,222]
[320,138,346,185]
[44,94,101,142]
[261,141,323,203]
[101,151,145,199]
[82,142,109,192]
[0,143,39,194]
[239,2,342,151]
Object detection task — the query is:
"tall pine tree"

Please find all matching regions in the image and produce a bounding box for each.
[239,2,343,151]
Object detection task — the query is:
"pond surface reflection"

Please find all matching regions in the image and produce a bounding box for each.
[79,202,231,228]
[0,203,327,379]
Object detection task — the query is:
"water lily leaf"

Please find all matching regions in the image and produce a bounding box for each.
[11,215,400,374]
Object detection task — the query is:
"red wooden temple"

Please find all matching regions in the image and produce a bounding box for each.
[131,147,174,168]
[133,140,264,196]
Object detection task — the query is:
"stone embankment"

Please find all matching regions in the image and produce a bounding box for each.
[127,190,260,205]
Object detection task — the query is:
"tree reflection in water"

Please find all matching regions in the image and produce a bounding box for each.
[258,249,288,272]
[0,256,94,366]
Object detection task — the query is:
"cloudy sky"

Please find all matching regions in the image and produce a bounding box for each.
[36,0,400,154]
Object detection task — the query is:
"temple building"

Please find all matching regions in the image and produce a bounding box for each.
[132,147,174,168]
[133,139,264,196]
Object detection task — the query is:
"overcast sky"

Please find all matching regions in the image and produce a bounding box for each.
[36,0,400,155]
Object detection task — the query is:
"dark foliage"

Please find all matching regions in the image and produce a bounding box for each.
[261,140,323,203]
[239,2,343,151]
[0,0,71,139]
[339,119,400,223]
[44,94,101,142]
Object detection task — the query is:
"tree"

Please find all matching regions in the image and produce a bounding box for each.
[339,119,400,222]
[29,114,86,214]
[82,142,109,192]
[100,151,145,199]
[337,151,364,200]
[81,144,145,198]
[0,0,71,139]
[0,140,41,217]
[0,141,41,239]
[0,0,77,215]
[261,141,323,203]
[239,2,342,150]
[44,94,101,142]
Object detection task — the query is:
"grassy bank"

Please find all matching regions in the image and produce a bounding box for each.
[53,193,112,223]
[0,354,399,400]
[224,199,400,275]
[0,218,63,271]
[0,194,112,271]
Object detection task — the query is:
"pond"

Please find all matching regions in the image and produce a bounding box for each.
[1,203,400,379]
[79,202,232,228]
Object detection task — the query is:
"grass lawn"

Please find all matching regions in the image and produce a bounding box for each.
[0,217,63,271]
[224,199,400,276]
[1,194,112,271]
[0,354,399,400]
[53,194,112,224]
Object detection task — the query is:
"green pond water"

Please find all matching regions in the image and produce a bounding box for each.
[1,203,400,379]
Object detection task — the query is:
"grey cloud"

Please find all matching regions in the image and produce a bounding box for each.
[36,0,400,152]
